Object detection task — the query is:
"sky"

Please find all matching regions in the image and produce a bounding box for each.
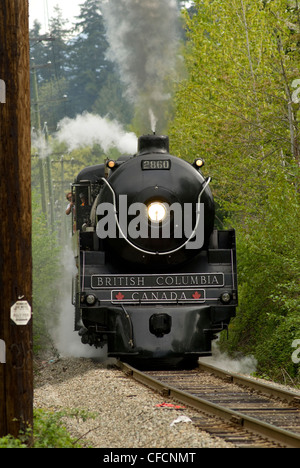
[29,1,195,33]
[29,0,82,33]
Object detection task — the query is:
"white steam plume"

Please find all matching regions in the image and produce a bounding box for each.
[54,245,108,359]
[101,0,181,132]
[56,113,138,154]
[31,130,52,159]
[203,341,257,375]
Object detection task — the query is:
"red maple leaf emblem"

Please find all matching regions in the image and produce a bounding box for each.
[192,291,202,300]
[115,292,125,301]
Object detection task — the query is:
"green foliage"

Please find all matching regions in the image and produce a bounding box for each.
[32,191,62,354]
[170,0,300,383]
[0,435,28,448]
[0,409,89,448]
[31,409,84,448]
[227,171,300,381]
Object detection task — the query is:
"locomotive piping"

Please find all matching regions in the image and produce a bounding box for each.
[120,304,135,348]
[82,250,86,291]
[100,177,211,256]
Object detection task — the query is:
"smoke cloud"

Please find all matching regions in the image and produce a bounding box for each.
[56,112,138,154]
[101,0,181,133]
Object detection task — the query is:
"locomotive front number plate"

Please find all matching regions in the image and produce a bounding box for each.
[142,160,171,170]
[92,273,224,289]
[111,289,206,304]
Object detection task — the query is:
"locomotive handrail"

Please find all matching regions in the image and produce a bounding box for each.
[100,176,211,256]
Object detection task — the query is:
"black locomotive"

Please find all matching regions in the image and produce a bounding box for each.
[71,135,237,367]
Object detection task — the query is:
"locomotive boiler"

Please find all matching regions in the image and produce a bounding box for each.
[71,135,237,367]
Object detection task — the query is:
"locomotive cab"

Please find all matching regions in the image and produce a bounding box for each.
[71,135,238,368]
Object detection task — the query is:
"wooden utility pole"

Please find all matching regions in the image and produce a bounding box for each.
[0,0,33,440]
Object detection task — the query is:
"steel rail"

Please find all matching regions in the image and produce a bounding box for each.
[117,361,300,448]
[197,360,300,406]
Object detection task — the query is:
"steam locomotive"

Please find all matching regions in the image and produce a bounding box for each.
[71,135,237,367]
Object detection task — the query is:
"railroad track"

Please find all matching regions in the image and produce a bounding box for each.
[117,360,300,448]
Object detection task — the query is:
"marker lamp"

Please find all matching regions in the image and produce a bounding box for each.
[107,160,116,169]
[193,158,205,168]
[86,294,97,306]
[220,292,231,304]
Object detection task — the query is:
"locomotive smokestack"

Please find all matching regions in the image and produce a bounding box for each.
[138,135,170,155]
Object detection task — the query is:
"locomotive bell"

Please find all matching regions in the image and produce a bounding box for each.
[138,134,169,154]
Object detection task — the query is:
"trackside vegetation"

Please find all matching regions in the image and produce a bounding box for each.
[0,409,91,448]
[169,0,300,384]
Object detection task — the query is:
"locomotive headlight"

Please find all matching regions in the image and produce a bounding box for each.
[147,202,167,223]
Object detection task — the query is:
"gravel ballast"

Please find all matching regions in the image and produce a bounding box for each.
[34,357,234,448]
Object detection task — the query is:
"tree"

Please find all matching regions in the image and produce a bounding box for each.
[48,6,70,81]
[0,0,33,439]
[170,0,299,211]
[169,0,300,382]
[30,0,132,132]
[68,0,114,115]
[30,9,71,134]
[93,74,134,124]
